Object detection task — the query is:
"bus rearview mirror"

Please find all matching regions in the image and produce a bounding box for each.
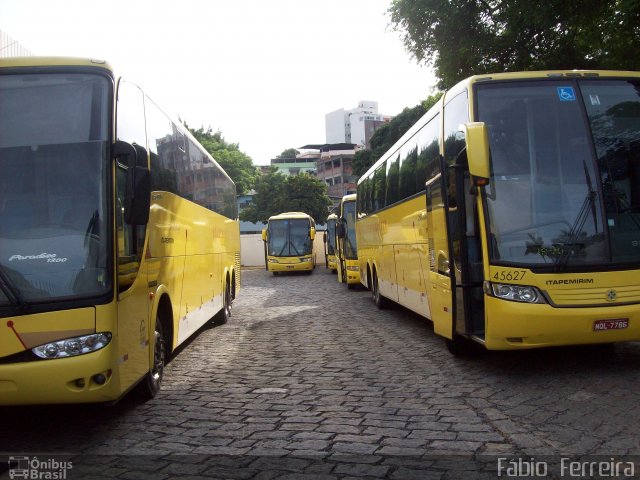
[124,165,150,225]
[460,122,490,185]
[310,227,316,241]
[261,228,267,242]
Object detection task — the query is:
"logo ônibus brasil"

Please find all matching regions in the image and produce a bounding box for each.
[8,456,72,479]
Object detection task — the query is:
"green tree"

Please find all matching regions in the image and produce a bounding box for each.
[240,170,332,224]
[389,0,640,90]
[352,92,443,177]
[186,124,259,195]
[277,148,299,158]
[284,173,333,224]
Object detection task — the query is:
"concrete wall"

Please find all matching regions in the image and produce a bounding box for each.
[241,234,328,267]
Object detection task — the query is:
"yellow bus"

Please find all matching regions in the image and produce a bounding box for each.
[336,194,360,289]
[356,70,640,355]
[0,57,240,404]
[262,212,316,274]
[323,213,338,272]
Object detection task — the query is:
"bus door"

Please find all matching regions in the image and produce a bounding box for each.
[449,157,485,339]
[425,162,454,338]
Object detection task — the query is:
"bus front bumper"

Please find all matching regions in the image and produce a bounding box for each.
[485,297,640,350]
[267,257,314,272]
[0,344,121,405]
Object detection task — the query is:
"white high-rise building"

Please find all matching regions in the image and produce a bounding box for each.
[325,101,393,149]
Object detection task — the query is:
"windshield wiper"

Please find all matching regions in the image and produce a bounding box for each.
[0,265,27,309]
[554,161,598,270]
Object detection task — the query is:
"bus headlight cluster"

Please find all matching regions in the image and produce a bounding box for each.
[268,259,279,263]
[300,257,312,262]
[347,266,359,271]
[33,333,112,359]
[485,282,546,304]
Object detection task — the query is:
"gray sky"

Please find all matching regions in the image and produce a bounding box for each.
[1,0,436,164]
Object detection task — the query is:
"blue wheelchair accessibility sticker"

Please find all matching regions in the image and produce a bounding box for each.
[557,86,576,101]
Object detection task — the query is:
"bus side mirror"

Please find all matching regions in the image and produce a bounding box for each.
[114,141,150,225]
[261,228,267,242]
[310,227,316,241]
[323,231,327,243]
[460,122,490,186]
[125,166,151,225]
[336,222,345,239]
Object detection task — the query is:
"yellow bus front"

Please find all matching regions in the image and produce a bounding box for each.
[0,58,129,404]
[337,195,360,287]
[263,213,315,274]
[324,214,338,272]
[469,71,640,350]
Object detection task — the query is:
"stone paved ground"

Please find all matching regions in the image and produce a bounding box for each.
[1,267,640,479]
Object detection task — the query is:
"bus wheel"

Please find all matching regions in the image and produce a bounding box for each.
[215,279,232,325]
[221,279,232,323]
[445,336,485,357]
[140,317,165,399]
[372,273,389,309]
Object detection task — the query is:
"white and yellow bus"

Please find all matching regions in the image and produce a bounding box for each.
[323,213,338,272]
[0,57,240,404]
[262,212,316,274]
[336,194,360,288]
[356,70,640,355]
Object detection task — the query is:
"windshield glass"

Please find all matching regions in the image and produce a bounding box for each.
[326,218,336,255]
[580,79,640,263]
[0,73,111,304]
[477,78,640,268]
[268,218,312,256]
[343,201,357,260]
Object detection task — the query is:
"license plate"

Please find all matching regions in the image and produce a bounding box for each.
[286,265,294,269]
[593,318,629,331]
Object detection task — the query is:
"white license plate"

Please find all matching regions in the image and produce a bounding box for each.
[593,319,629,331]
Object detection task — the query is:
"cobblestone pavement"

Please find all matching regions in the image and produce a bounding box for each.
[1,267,640,479]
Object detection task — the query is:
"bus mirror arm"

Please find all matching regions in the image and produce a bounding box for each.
[460,122,491,187]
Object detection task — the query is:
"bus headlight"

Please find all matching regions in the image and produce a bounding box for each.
[347,266,359,271]
[300,257,312,262]
[33,333,112,359]
[268,259,279,263]
[484,282,546,304]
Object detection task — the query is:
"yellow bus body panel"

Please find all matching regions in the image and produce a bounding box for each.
[358,195,433,316]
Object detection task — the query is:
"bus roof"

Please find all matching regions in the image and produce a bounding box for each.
[0,56,114,72]
[341,193,357,203]
[268,211,314,221]
[357,69,640,185]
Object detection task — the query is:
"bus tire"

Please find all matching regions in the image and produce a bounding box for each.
[214,279,233,325]
[372,272,389,309]
[445,335,485,357]
[139,316,166,400]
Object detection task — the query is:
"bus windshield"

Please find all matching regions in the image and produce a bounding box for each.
[268,219,312,256]
[0,73,111,305]
[343,201,357,260]
[477,78,640,268]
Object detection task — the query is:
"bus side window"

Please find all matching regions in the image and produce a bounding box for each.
[116,80,147,292]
